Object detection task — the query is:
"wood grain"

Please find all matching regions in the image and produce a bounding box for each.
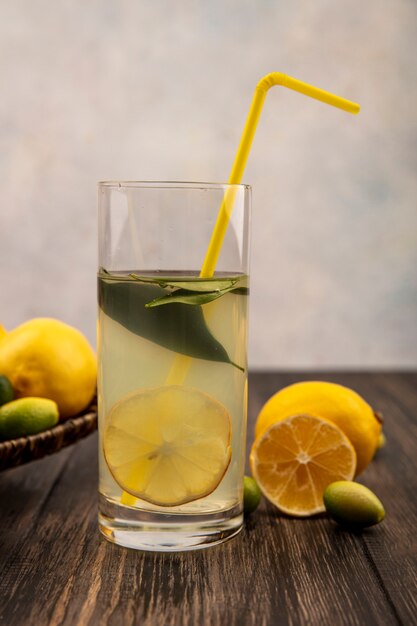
[0,373,415,626]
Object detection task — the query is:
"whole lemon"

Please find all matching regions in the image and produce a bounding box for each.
[0,318,96,419]
[255,381,381,475]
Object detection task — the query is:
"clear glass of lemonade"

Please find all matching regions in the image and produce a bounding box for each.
[97,181,251,551]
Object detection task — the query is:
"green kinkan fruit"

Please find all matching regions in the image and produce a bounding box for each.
[0,397,59,440]
[243,476,262,514]
[0,375,14,407]
[324,481,385,529]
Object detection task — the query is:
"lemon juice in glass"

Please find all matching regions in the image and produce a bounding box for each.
[98,181,250,551]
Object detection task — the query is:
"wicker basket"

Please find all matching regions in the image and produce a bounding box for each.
[0,399,97,471]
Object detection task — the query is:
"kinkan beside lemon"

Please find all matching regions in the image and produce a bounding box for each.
[0,318,96,419]
[0,375,14,407]
[0,397,59,440]
[324,481,385,528]
[243,476,262,514]
[255,381,381,475]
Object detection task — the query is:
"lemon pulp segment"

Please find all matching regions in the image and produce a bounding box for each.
[250,414,356,516]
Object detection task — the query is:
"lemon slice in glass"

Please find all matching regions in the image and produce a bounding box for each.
[104,385,232,507]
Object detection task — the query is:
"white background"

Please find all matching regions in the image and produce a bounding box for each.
[1,0,416,368]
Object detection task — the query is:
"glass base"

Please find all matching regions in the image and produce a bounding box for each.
[98,495,243,552]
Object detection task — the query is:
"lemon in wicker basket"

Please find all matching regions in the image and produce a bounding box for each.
[0,318,96,420]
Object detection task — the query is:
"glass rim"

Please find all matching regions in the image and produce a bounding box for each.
[98,180,251,191]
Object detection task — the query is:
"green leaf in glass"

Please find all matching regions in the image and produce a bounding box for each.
[98,278,244,372]
[145,286,249,307]
[130,274,238,293]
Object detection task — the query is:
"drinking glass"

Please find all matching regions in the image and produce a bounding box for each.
[97,181,251,551]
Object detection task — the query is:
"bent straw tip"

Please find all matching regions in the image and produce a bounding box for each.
[341,101,360,115]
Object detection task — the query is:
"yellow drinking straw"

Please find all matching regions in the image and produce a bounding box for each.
[166,73,359,384]
[164,72,359,387]
[121,73,359,506]
[200,72,360,278]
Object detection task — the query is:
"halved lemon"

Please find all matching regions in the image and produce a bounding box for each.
[250,414,356,516]
[104,385,232,507]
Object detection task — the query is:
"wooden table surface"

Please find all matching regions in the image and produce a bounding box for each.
[0,372,416,626]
